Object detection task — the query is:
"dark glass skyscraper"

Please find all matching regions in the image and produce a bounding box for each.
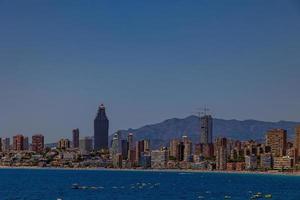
[200,115,213,144]
[72,128,80,148]
[94,104,109,150]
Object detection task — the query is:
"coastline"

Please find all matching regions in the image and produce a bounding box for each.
[0,166,299,177]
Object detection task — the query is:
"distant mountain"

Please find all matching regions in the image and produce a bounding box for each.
[112,115,300,149]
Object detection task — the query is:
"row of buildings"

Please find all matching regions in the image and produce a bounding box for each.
[1,105,300,172]
[107,114,300,171]
[0,134,44,152]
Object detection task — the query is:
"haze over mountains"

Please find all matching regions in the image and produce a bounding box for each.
[116,115,299,149]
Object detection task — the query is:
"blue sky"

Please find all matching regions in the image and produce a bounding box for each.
[0,0,300,142]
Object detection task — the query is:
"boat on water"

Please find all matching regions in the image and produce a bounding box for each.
[71,184,80,189]
[265,194,272,198]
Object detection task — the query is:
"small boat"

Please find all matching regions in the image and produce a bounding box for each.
[71,184,80,189]
[264,194,272,198]
[224,195,231,199]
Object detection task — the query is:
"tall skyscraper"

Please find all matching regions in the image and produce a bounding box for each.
[127,133,134,160]
[72,128,80,148]
[32,134,44,152]
[295,125,300,161]
[13,134,24,151]
[266,129,287,157]
[200,115,213,144]
[94,104,109,150]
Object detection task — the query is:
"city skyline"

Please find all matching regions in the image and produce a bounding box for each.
[1,1,300,142]
[1,105,300,144]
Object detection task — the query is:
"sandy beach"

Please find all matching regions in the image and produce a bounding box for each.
[0,166,299,176]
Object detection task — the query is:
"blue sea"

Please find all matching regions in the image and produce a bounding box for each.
[0,169,299,200]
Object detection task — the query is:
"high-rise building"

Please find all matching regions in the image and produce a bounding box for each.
[182,136,192,162]
[2,138,10,152]
[295,125,300,162]
[111,133,121,159]
[0,138,2,152]
[178,142,185,161]
[121,139,128,160]
[135,140,150,165]
[170,139,180,159]
[72,128,80,148]
[200,115,213,144]
[140,152,151,169]
[195,143,214,158]
[266,129,287,157]
[94,104,109,150]
[23,137,29,151]
[79,137,93,153]
[151,148,169,169]
[127,133,134,161]
[57,138,70,150]
[32,134,44,153]
[216,137,227,170]
[13,135,24,151]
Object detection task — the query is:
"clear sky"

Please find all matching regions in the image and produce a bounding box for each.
[0,0,300,142]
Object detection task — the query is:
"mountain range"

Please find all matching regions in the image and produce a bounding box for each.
[114,115,300,149]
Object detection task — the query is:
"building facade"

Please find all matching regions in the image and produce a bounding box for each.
[151,149,169,169]
[58,139,70,149]
[94,104,109,150]
[79,137,93,153]
[216,137,227,170]
[2,138,10,152]
[32,134,44,152]
[72,128,80,148]
[23,137,29,151]
[200,115,213,144]
[295,125,300,163]
[266,129,287,157]
[13,135,24,151]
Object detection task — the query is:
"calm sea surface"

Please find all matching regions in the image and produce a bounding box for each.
[0,168,299,200]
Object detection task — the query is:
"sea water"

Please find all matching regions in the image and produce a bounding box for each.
[0,169,299,200]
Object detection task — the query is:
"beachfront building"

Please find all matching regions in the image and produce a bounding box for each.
[136,140,150,165]
[245,155,257,170]
[182,136,192,162]
[295,125,300,163]
[260,153,273,170]
[266,129,287,157]
[216,137,227,170]
[273,156,293,170]
[151,148,169,169]
[140,152,151,169]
